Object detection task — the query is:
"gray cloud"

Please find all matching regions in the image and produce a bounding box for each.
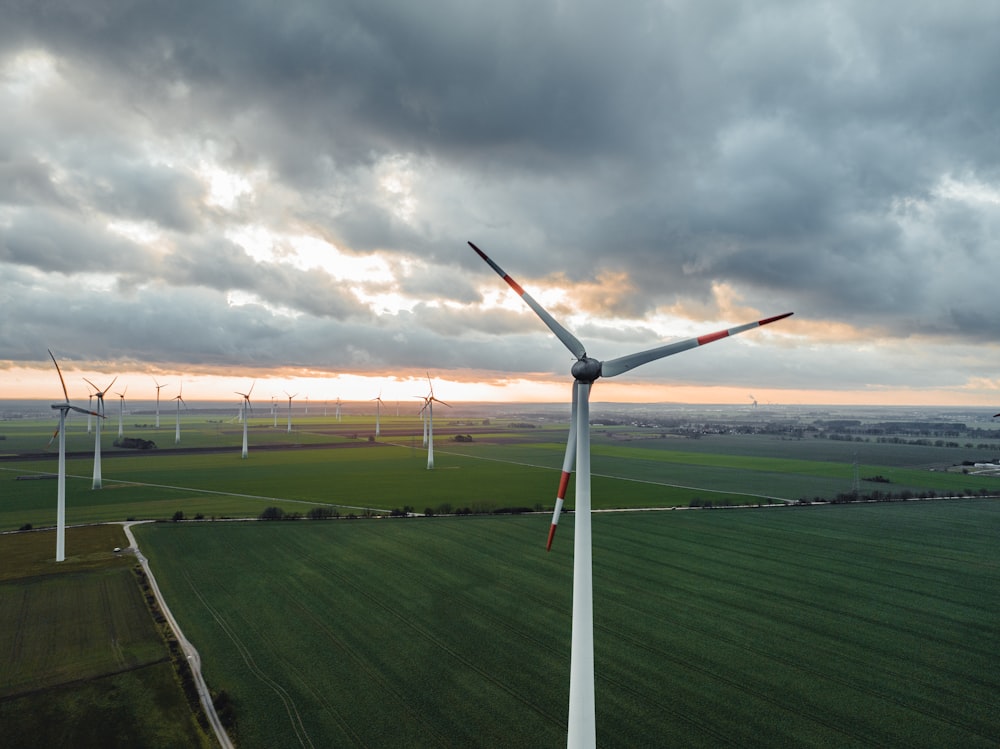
[2,1,1000,399]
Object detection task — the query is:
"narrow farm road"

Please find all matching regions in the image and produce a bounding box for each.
[122,521,235,749]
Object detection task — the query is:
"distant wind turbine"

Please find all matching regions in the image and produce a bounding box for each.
[87,392,94,434]
[470,240,792,747]
[116,385,128,438]
[47,350,102,562]
[236,381,254,459]
[421,374,451,469]
[749,394,758,408]
[153,377,168,428]
[285,391,298,433]
[172,384,186,444]
[83,374,117,490]
[336,397,342,422]
[372,390,384,438]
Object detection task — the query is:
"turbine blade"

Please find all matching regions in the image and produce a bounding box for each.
[547,383,579,551]
[48,349,70,402]
[106,376,118,392]
[469,241,587,360]
[69,405,102,418]
[83,377,100,392]
[601,312,793,378]
[48,426,60,446]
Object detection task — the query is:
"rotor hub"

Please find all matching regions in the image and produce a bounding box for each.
[571,356,602,383]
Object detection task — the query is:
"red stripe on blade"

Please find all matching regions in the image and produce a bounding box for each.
[504,275,525,296]
[557,471,571,498]
[546,524,558,551]
[697,329,730,346]
[760,312,794,326]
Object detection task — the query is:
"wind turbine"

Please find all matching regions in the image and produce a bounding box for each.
[749,393,758,409]
[336,397,342,422]
[236,381,254,459]
[87,392,94,434]
[372,390,384,438]
[115,385,128,438]
[47,351,102,562]
[83,373,117,490]
[153,377,168,428]
[421,374,451,469]
[172,384,186,444]
[285,391,298,433]
[470,241,792,747]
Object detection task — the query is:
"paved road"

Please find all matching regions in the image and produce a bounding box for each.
[122,521,235,749]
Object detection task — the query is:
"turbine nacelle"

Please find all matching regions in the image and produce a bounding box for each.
[571,357,602,383]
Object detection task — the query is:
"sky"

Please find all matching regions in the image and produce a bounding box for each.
[2,1,999,407]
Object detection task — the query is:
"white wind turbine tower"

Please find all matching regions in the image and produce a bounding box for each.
[47,351,102,562]
[87,392,94,434]
[372,390,384,438]
[116,385,128,438]
[236,381,254,459]
[336,397,342,422]
[153,377,168,428]
[470,241,792,748]
[172,384,186,444]
[83,374,117,490]
[285,391,298,433]
[421,374,451,469]
[271,396,278,428]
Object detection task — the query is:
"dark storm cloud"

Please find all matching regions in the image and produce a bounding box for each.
[3,0,1000,394]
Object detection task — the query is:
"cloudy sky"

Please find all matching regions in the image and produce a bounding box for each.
[2,1,999,406]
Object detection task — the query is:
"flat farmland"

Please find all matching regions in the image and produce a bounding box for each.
[5,413,1000,534]
[134,500,1000,748]
[0,525,214,748]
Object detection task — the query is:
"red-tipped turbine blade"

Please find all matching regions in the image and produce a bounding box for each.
[469,241,588,360]
[601,312,793,378]
[47,426,60,446]
[48,349,70,402]
[547,384,579,551]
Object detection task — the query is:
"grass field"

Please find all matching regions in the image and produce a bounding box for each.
[4,414,1000,535]
[134,500,1000,748]
[0,525,214,748]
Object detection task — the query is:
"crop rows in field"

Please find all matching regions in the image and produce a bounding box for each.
[135,500,1000,748]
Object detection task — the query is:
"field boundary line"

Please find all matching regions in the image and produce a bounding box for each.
[382,442,797,504]
[123,522,235,749]
[0,466,386,515]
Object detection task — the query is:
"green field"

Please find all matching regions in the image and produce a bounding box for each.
[0,525,214,748]
[4,413,1000,535]
[4,409,1000,746]
[134,501,1000,748]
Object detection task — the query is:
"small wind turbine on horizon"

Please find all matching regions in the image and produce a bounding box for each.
[749,394,758,409]
[115,385,128,438]
[47,350,102,562]
[336,397,342,422]
[172,384,186,444]
[153,377,168,428]
[470,240,792,748]
[83,373,117,490]
[421,374,451,470]
[236,381,254,459]
[285,391,298,433]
